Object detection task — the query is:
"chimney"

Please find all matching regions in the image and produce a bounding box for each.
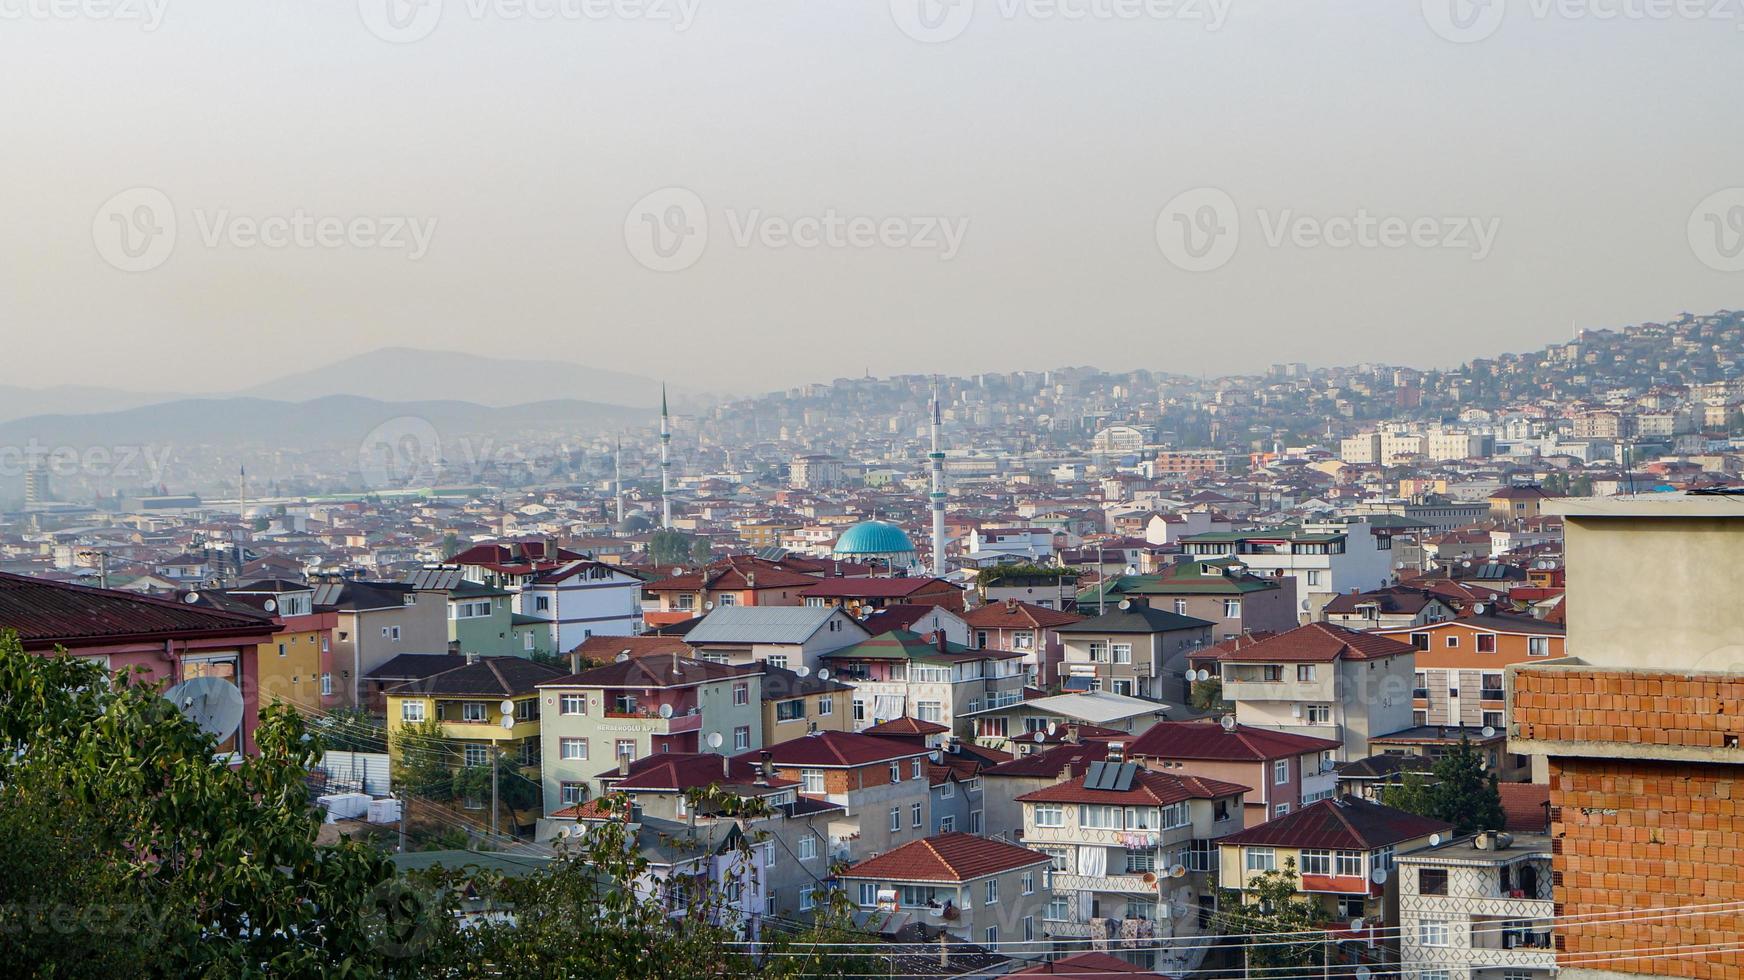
[1063,762,1078,781]
[936,631,949,653]
[617,754,631,777]
[1108,742,1125,763]
[1005,598,1016,610]
[1064,725,1080,745]
[760,750,774,780]
[569,651,582,674]
[722,754,732,779]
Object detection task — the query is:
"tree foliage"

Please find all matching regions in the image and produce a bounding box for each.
[1381,737,1505,835]
[0,631,890,977]
[1219,860,1326,977]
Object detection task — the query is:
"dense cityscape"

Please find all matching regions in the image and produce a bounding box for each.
[2,309,1742,976]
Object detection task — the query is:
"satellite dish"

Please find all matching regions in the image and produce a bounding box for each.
[1481,725,1497,738]
[1429,834,1443,847]
[1047,722,1059,736]
[796,665,812,677]
[1473,603,1486,615]
[499,714,515,731]
[183,591,201,604]
[1350,918,1365,932]
[658,703,674,719]
[707,732,724,749]
[1220,715,1237,732]
[1370,867,1388,885]
[1356,968,1372,980]
[671,567,684,576]
[1169,864,1187,879]
[499,699,516,715]
[165,676,244,741]
[1118,599,1132,611]
[262,598,276,613]
[704,601,715,612]
[1197,669,1211,682]
[1034,730,1047,743]
[615,653,631,663]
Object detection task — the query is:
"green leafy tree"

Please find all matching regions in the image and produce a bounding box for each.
[649,529,699,568]
[392,717,458,800]
[1189,677,1229,713]
[1219,860,1326,977]
[1383,737,1504,835]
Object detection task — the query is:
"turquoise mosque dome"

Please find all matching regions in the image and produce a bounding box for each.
[832,520,917,561]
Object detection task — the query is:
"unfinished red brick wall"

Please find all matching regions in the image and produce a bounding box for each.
[1513,670,1744,750]
[1551,758,1744,978]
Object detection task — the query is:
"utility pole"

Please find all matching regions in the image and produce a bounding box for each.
[490,745,500,841]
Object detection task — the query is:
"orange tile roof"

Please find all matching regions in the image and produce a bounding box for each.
[840,832,1051,883]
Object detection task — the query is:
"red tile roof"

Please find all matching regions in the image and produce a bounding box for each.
[0,571,279,650]
[1498,782,1552,832]
[1219,796,1450,849]
[960,599,1084,630]
[862,716,950,737]
[1218,622,1414,663]
[1015,767,1249,806]
[982,740,1120,778]
[747,731,930,768]
[1126,719,1342,762]
[539,654,757,689]
[840,832,1051,883]
[799,578,961,599]
[599,752,798,792]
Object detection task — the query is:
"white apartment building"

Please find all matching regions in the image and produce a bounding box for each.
[1216,623,1417,761]
[1398,832,1555,980]
[1181,521,1396,623]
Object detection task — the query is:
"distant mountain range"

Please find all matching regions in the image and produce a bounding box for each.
[0,348,690,427]
[0,394,652,455]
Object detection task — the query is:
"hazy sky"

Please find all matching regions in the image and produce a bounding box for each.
[4,0,1741,396]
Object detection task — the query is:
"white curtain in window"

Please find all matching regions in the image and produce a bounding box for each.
[873,695,904,721]
[1076,846,1107,877]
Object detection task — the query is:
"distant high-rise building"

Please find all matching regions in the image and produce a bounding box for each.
[22,462,48,509]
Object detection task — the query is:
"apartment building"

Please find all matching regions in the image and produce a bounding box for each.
[1397,831,1556,980]
[839,833,1054,954]
[1215,623,1417,761]
[640,557,820,629]
[313,579,450,710]
[1218,796,1449,924]
[535,655,765,809]
[1374,615,1565,735]
[1086,557,1299,643]
[751,730,934,857]
[821,628,1027,734]
[1182,522,1396,622]
[384,655,567,798]
[1126,720,1342,826]
[1055,601,1214,701]
[1018,760,1248,973]
[961,599,1084,689]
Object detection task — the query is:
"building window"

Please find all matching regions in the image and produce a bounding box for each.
[1274,760,1289,784]
[1174,599,1188,615]
[912,803,923,828]
[1274,803,1290,817]
[1419,868,1449,895]
[1445,635,1460,649]
[559,782,584,805]
[1022,871,1034,895]
[857,883,877,908]
[733,683,749,706]
[1300,850,1331,875]
[913,758,923,779]
[802,769,825,794]
[889,763,902,783]
[916,701,943,722]
[1483,710,1505,729]
[1245,847,1276,872]
[799,887,815,912]
[733,726,751,751]
[853,699,867,722]
[463,745,488,767]
[1411,633,1430,651]
[799,835,817,861]
[535,596,551,612]
[615,739,636,760]
[1112,643,1132,664]
[941,780,955,800]
[1013,632,1033,650]
[1477,633,1497,653]
[1297,664,1317,682]
[559,738,588,760]
[776,700,806,722]
[400,701,425,723]
[1306,704,1331,725]
[1046,897,1070,921]
[1528,636,1551,656]
[1023,916,1035,943]
[940,814,956,833]
[819,695,833,715]
[1337,851,1364,877]
[1420,920,1449,946]
[1035,804,1065,828]
[766,654,789,670]
[985,879,999,905]
[1262,665,1284,682]
[1225,599,1242,618]
[984,926,997,946]
[321,673,332,696]
[461,702,487,723]
[717,593,737,606]
[889,808,901,832]
[560,694,585,715]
